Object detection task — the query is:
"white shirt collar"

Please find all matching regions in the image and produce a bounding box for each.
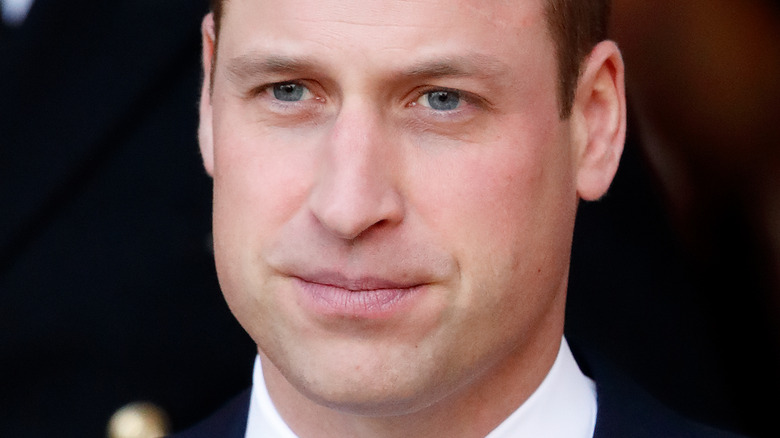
[485,338,598,438]
[245,337,597,438]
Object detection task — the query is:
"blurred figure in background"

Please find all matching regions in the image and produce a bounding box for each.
[0,1,254,436]
[605,0,780,436]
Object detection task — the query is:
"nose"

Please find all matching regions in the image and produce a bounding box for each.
[307,106,404,240]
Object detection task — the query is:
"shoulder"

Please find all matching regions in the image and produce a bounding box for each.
[573,346,748,438]
[169,389,251,438]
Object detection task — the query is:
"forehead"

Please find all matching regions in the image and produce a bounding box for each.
[217,0,552,72]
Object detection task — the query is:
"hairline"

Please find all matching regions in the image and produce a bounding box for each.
[208,0,606,119]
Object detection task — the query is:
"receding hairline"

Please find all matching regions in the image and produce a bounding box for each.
[208,0,610,118]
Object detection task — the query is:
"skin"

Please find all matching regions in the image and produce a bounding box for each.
[198,0,626,436]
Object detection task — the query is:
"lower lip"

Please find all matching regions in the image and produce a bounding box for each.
[294,278,422,319]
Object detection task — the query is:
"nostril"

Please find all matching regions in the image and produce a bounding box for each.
[309,181,405,241]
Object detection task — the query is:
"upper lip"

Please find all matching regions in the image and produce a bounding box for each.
[294,271,423,291]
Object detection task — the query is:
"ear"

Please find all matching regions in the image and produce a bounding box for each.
[571,41,626,201]
[198,13,217,176]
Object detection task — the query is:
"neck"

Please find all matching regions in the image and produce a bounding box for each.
[261,314,565,438]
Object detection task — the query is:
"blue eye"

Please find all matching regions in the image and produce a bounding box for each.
[272,83,311,102]
[421,90,461,111]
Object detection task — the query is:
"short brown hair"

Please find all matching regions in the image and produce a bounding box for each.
[544,0,612,117]
[207,0,610,118]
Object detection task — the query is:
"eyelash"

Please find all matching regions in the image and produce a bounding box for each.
[408,87,485,118]
[249,81,324,114]
[250,81,486,121]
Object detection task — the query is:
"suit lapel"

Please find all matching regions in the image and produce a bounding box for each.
[572,345,708,438]
[172,389,250,438]
[0,0,208,267]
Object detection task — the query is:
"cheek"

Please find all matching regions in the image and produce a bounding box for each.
[211,110,315,232]
[210,113,317,299]
[429,139,572,252]
[412,121,576,307]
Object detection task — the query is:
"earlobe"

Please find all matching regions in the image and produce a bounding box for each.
[572,41,627,201]
[198,13,216,177]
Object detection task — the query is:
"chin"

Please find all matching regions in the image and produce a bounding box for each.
[302,380,441,417]
[279,352,449,417]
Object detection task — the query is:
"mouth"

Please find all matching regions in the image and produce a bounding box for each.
[292,273,425,319]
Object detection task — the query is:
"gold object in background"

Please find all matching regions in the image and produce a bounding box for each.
[107,402,171,438]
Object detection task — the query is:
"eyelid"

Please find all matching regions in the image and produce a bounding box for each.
[250,80,322,102]
[273,82,314,101]
[244,80,328,125]
[408,86,490,118]
[411,87,487,108]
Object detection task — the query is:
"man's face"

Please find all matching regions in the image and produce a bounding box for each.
[203,0,583,415]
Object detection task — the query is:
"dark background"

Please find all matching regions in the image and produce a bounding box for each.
[0,1,255,436]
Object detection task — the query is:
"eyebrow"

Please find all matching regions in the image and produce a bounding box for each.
[224,51,510,86]
[400,54,510,80]
[226,54,320,85]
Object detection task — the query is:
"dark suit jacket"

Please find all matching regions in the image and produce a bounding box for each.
[171,350,747,438]
[0,1,255,436]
